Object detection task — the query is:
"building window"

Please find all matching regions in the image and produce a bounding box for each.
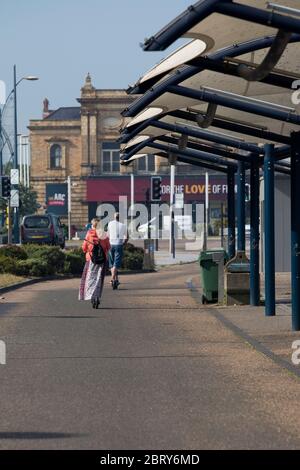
[50,144,62,169]
[137,154,155,173]
[102,142,120,173]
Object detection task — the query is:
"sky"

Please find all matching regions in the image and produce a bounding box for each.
[0,0,193,136]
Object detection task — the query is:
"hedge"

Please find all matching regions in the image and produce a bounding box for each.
[0,242,145,277]
[63,252,85,275]
[22,245,65,274]
[0,255,17,274]
[124,242,144,256]
[0,245,28,260]
[12,259,49,277]
[122,252,144,271]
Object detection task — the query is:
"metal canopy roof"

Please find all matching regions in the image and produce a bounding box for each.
[121,135,290,175]
[123,34,300,140]
[120,1,300,172]
[122,151,231,173]
[133,32,300,96]
[119,1,300,330]
[143,0,300,52]
[133,39,208,92]
[126,34,300,110]
[121,101,293,146]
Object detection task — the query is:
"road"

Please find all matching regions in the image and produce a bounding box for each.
[0,263,300,450]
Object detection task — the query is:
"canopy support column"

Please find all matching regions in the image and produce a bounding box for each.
[227,168,236,260]
[264,144,276,316]
[250,160,260,306]
[291,132,300,331]
[237,161,246,252]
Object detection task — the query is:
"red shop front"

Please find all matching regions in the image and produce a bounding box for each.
[86,174,231,222]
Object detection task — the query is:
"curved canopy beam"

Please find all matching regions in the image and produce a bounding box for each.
[143,0,300,51]
[134,42,300,96]
[237,29,292,81]
[157,134,254,165]
[120,107,291,146]
[167,84,300,125]
[196,102,218,128]
[139,119,261,154]
[122,151,231,174]
[169,109,291,145]
[121,137,237,170]
[123,34,300,118]
[129,38,208,95]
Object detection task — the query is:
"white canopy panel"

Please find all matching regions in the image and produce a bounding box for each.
[123,105,294,145]
[181,0,300,52]
[126,107,164,128]
[136,39,208,88]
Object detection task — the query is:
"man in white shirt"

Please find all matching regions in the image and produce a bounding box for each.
[107,212,128,289]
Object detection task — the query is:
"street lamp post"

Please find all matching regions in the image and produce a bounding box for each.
[0,109,3,176]
[68,176,71,241]
[12,65,38,243]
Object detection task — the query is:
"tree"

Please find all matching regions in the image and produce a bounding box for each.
[3,160,13,176]
[19,184,39,217]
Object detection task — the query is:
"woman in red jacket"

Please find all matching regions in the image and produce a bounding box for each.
[79,218,110,309]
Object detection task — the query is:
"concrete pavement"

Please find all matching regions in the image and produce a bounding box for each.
[0,263,299,449]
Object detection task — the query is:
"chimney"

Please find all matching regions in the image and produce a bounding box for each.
[43,98,53,118]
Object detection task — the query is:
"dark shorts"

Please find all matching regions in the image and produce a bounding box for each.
[109,245,124,269]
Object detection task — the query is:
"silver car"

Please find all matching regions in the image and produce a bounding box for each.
[21,214,65,248]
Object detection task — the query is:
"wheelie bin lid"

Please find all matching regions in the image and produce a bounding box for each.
[199,248,228,262]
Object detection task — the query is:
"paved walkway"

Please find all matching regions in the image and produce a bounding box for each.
[154,250,199,266]
[0,264,299,449]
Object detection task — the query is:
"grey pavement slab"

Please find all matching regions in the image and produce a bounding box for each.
[0,264,299,449]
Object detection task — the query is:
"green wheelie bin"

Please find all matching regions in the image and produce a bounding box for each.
[199,249,227,304]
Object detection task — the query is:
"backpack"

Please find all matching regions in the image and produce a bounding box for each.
[91,242,106,265]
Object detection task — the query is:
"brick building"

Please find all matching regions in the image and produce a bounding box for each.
[29,74,137,228]
[29,74,228,231]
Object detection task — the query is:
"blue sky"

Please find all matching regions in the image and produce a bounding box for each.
[0,0,193,135]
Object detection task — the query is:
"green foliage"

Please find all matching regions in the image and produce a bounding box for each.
[2,161,13,176]
[0,241,145,278]
[124,242,144,256]
[39,246,65,273]
[19,184,40,217]
[121,243,145,270]
[0,255,17,274]
[12,259,49,277]
[0,244,28,260]
[0,198,7,212]
[67,247,86,263]
[64,252,85,275]
[29,260,49,277]
[22,245,65,274]
[122,252,144,271]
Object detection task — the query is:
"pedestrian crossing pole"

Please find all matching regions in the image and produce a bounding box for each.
[169,153,176,258]
[7,200,12,244]
[130,173,134,239]
[67,176,71,241]
[204,172,209,251]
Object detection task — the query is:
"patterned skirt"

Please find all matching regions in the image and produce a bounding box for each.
[78,260,106,301]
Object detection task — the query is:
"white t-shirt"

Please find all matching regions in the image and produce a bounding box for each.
[107,220,127,246]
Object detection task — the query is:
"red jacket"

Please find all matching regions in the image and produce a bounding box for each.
[82,229,111,262]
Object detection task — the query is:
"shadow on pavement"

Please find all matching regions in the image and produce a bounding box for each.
[0,432,85,440]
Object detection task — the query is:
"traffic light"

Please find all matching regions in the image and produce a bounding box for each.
[1,176,11,198]
[151,176,162,201]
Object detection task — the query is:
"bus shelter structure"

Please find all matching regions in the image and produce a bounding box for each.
[119,0,300,330]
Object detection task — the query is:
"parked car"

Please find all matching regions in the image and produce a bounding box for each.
[21,213,66,248]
